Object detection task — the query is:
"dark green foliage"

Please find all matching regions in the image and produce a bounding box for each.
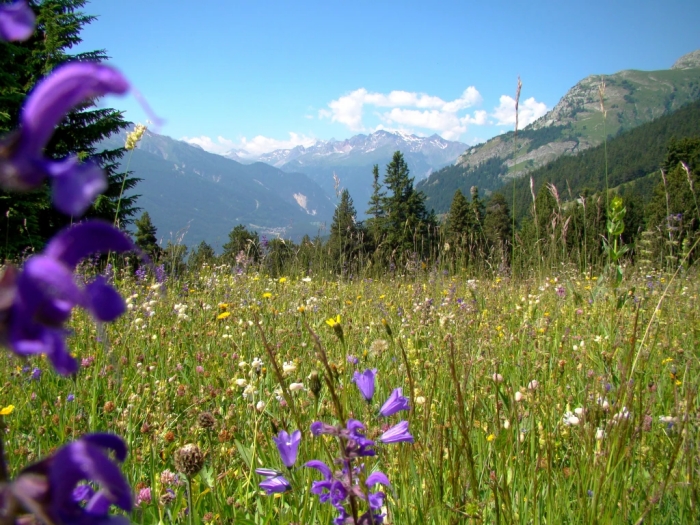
[365,164,386,246]
[328,189,364,273]
[162,241,188,278]
[133,211,160,259]
[0,0,137,260]
[380,151,436,263]
[188,241,216,270]
[483,192,512,265]
[221,225,260,265]
[264,237,296,277]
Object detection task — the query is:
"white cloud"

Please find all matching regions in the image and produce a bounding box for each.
[492,95,548,127]
[182,132,316,157]
[319,86,484,138]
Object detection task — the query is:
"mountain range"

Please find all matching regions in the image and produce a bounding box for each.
[224,130,468,214]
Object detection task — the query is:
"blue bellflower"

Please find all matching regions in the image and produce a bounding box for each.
[0,62,129,216]
[272,429,301,468]
[352,368,377,402]
[255,468,291,495]
[0,0,34,41]
[379,420,414,444]
[378,388,409,417]
[7,220,134,375]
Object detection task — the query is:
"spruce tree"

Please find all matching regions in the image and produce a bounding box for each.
[365,164,385,246]
[133,211,160,259]
[381,151,434,263]
[484,192,512,265]
[328,188,362,271]
[221,224,260,264]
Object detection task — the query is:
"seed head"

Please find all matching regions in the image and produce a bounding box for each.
[198,411,216,430]
[174,443,204,477]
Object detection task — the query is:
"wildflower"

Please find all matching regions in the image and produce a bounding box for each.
[251,357,263,372]
[562,412,580,426]
[0,1,34,41]
[124,123,147,150]
[379,388,410,417]
[352,369,377,402]
[325,314,344,342]
[527,380,539,391]
[67,394,75,402]
[31,367,41,380]
[235,378,247,388]
[486,433,496,442]
[282,361,296,375]
[289,382,304,392]
[7,433,132,524]
[595,428,605,440]
[379,420,414,444]
[273,429,302,468]
[174,444,204,477]
[197,411,216,430]
[415,395,426,405]
[346,354,359,365]
[256,469,291,495]
[135,487,152,506]
[256,400,266,412]
[216,311,231,320]
[0,63,129,215]
[0,405,14,415]
[514,391,524,402]
[492,373,503,383]
[6,221,134,375]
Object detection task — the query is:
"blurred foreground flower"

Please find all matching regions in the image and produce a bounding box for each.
[4,220,134,375]
[0,0,34,41]
[4,433,131,524]
[0,62,129,215]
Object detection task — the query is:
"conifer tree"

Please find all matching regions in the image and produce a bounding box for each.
[221,224,260,264]
[133,211,160,259]
[328,188,362,271]
[365,164,386,246]
[188,240,216,270]
[484,192,512,265]
[381,151,434,263]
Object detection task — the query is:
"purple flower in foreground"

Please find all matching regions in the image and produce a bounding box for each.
[0,62,129,216]
[7,220,134,375]
[0,1,34,41]
[379,387,409,417]
[255,469,291,495]
[352,368,377,402]
[379,420,414,444]
[8,433,131,524]
[272,429,301,468]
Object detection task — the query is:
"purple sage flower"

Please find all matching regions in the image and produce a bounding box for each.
[10,433,132,524]
[0,0,34,41]
[352,368,377,402]
[8,220,134,375]
[272,429,301,468]
[379,387,409,417]
[379,420,414,444]
[0,62,129,216]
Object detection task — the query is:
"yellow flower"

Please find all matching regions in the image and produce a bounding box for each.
[1,405,15,416]
[262,292,272,299]
[297,306,305,313]
[218,303,229,309]
[279,277,287,283]
[326,315,341,327]
[217,312,231,320]
[486,433,496,442]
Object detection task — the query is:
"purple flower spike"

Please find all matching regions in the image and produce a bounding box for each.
[8,220,134,375]
[0,62,129,216]
[0,1,35,41]
[379,387,410,417]
[366,471,391,488]
[258,475,291,495]
[9,433,132,524]
[352,368,377,402]
[273,429,301,468]
[379,420,414,444]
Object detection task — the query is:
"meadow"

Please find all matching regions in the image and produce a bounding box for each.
[1,262,697,525]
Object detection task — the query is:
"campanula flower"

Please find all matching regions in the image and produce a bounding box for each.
[379,387,409,417]
[352,368,377,402]
[255,468,291,495]
[8,220,134,375]
[0,0,34,41]
[379,420,414,444]
[0,62,129,216]
[272,429,301,468]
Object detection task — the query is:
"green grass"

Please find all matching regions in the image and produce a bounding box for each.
[2,264,698,524]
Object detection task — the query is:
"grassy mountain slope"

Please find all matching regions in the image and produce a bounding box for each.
[418,51,700,214]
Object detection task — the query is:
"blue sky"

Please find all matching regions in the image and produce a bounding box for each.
[76,0,700,156]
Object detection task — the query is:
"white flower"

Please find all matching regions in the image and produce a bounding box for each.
[415,396,426,406]
[562,412,580,426]
[238,361,248,369]
[289,382,304,392]
[235,378,247,388]
[242,385,255,399]
[574,407,584,416]
[255,401,266,412]
[492,373,503,383]
[283,361,297,375]
[613,406,630,421]
[252,357,263,371]
[515,391,524,402]
[527,380,539,391]
[503,420,511,429]
[659,415,677,424]
[302,277,312,282]
[595,428,605,440]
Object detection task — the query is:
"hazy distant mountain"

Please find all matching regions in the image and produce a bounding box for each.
[107,131,334,251]
[225,130,468,216]
[418,49,700,213]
